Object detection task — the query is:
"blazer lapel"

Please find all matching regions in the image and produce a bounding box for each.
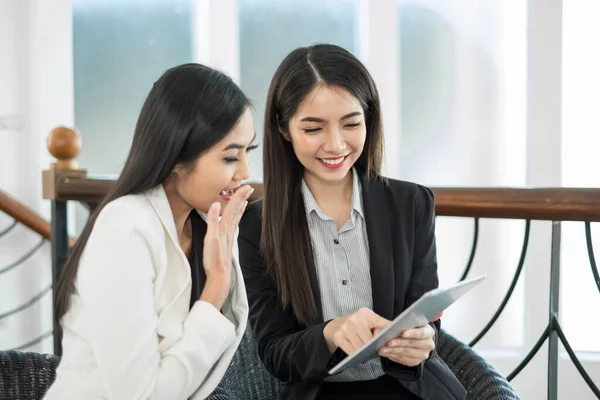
[359,173,395,320]
[145,185,191,295]
[230,235,250,335]
[145,185,181,247]
[189,211,208,308]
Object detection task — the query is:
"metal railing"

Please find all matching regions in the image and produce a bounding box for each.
[0,193,53,351]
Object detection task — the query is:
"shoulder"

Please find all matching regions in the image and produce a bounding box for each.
[92,194,163,244]
[367,176,435,211]
[361,177,437,234]
[78,194,164,287]
[359,175,436,227]
[383,177,435,204]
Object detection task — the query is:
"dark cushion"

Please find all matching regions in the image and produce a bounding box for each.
[209,326,520,400]
[437,331,519,399]
[0,328,519,400]
[0,351,60,400]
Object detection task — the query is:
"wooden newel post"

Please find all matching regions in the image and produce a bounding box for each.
[42,126,84,356]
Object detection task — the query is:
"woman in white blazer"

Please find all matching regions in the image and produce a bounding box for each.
[44,64,257,400]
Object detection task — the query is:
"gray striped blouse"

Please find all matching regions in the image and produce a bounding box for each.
[301,169,384,382]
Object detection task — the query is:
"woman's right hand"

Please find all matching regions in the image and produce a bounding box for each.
[200,185,253,310]
[323,308,390,355]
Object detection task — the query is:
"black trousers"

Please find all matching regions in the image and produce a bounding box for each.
[317,375,422,400]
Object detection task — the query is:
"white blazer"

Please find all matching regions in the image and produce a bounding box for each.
[44,185,248,400]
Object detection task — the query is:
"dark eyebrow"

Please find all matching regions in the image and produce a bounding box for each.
[341,111,362,120]
[299,111,362,123]
[222,132,257,151]
[300,116,326,123]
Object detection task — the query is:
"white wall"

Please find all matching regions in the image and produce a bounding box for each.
[0,0,73,354]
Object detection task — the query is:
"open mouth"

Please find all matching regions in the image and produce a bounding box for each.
[219,188,236,200]
[318,155,349,169]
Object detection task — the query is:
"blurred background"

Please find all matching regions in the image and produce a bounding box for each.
[1,1,599,398]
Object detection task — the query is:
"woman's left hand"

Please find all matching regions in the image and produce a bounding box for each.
[377,324,436,367]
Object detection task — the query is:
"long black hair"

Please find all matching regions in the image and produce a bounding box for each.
[54,63,251,323]
[261,44,384,324]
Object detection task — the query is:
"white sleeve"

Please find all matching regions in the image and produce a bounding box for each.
[76,205,236,400]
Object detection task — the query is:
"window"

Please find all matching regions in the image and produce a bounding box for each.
[239,0,358,181]
[397,0,527,348]
[561,0,600,352]
[73,0,194,175]
[72,0,195,232]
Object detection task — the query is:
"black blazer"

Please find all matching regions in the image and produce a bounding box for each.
[238,173,467,400]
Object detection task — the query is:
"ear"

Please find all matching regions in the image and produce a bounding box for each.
[279,126,291,142]
[171,163,185,177]
[276,114,291,142]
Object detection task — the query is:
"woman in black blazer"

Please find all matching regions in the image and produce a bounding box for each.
[239,44,467,400]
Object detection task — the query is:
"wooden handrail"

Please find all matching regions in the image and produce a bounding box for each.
[433,187,600,222]
[54,175,117,210]
[47,177,600,223]
[40,126,600,223]
[51,175,265,210]
[0,190,76,247]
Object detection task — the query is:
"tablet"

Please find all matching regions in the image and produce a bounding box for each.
[328,274,486,375]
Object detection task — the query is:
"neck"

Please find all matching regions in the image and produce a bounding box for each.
[162,181,193,242]
[303,169,354,207]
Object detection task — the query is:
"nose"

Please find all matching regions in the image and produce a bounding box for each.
[323,128,345,154]
[234,154,251,182]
